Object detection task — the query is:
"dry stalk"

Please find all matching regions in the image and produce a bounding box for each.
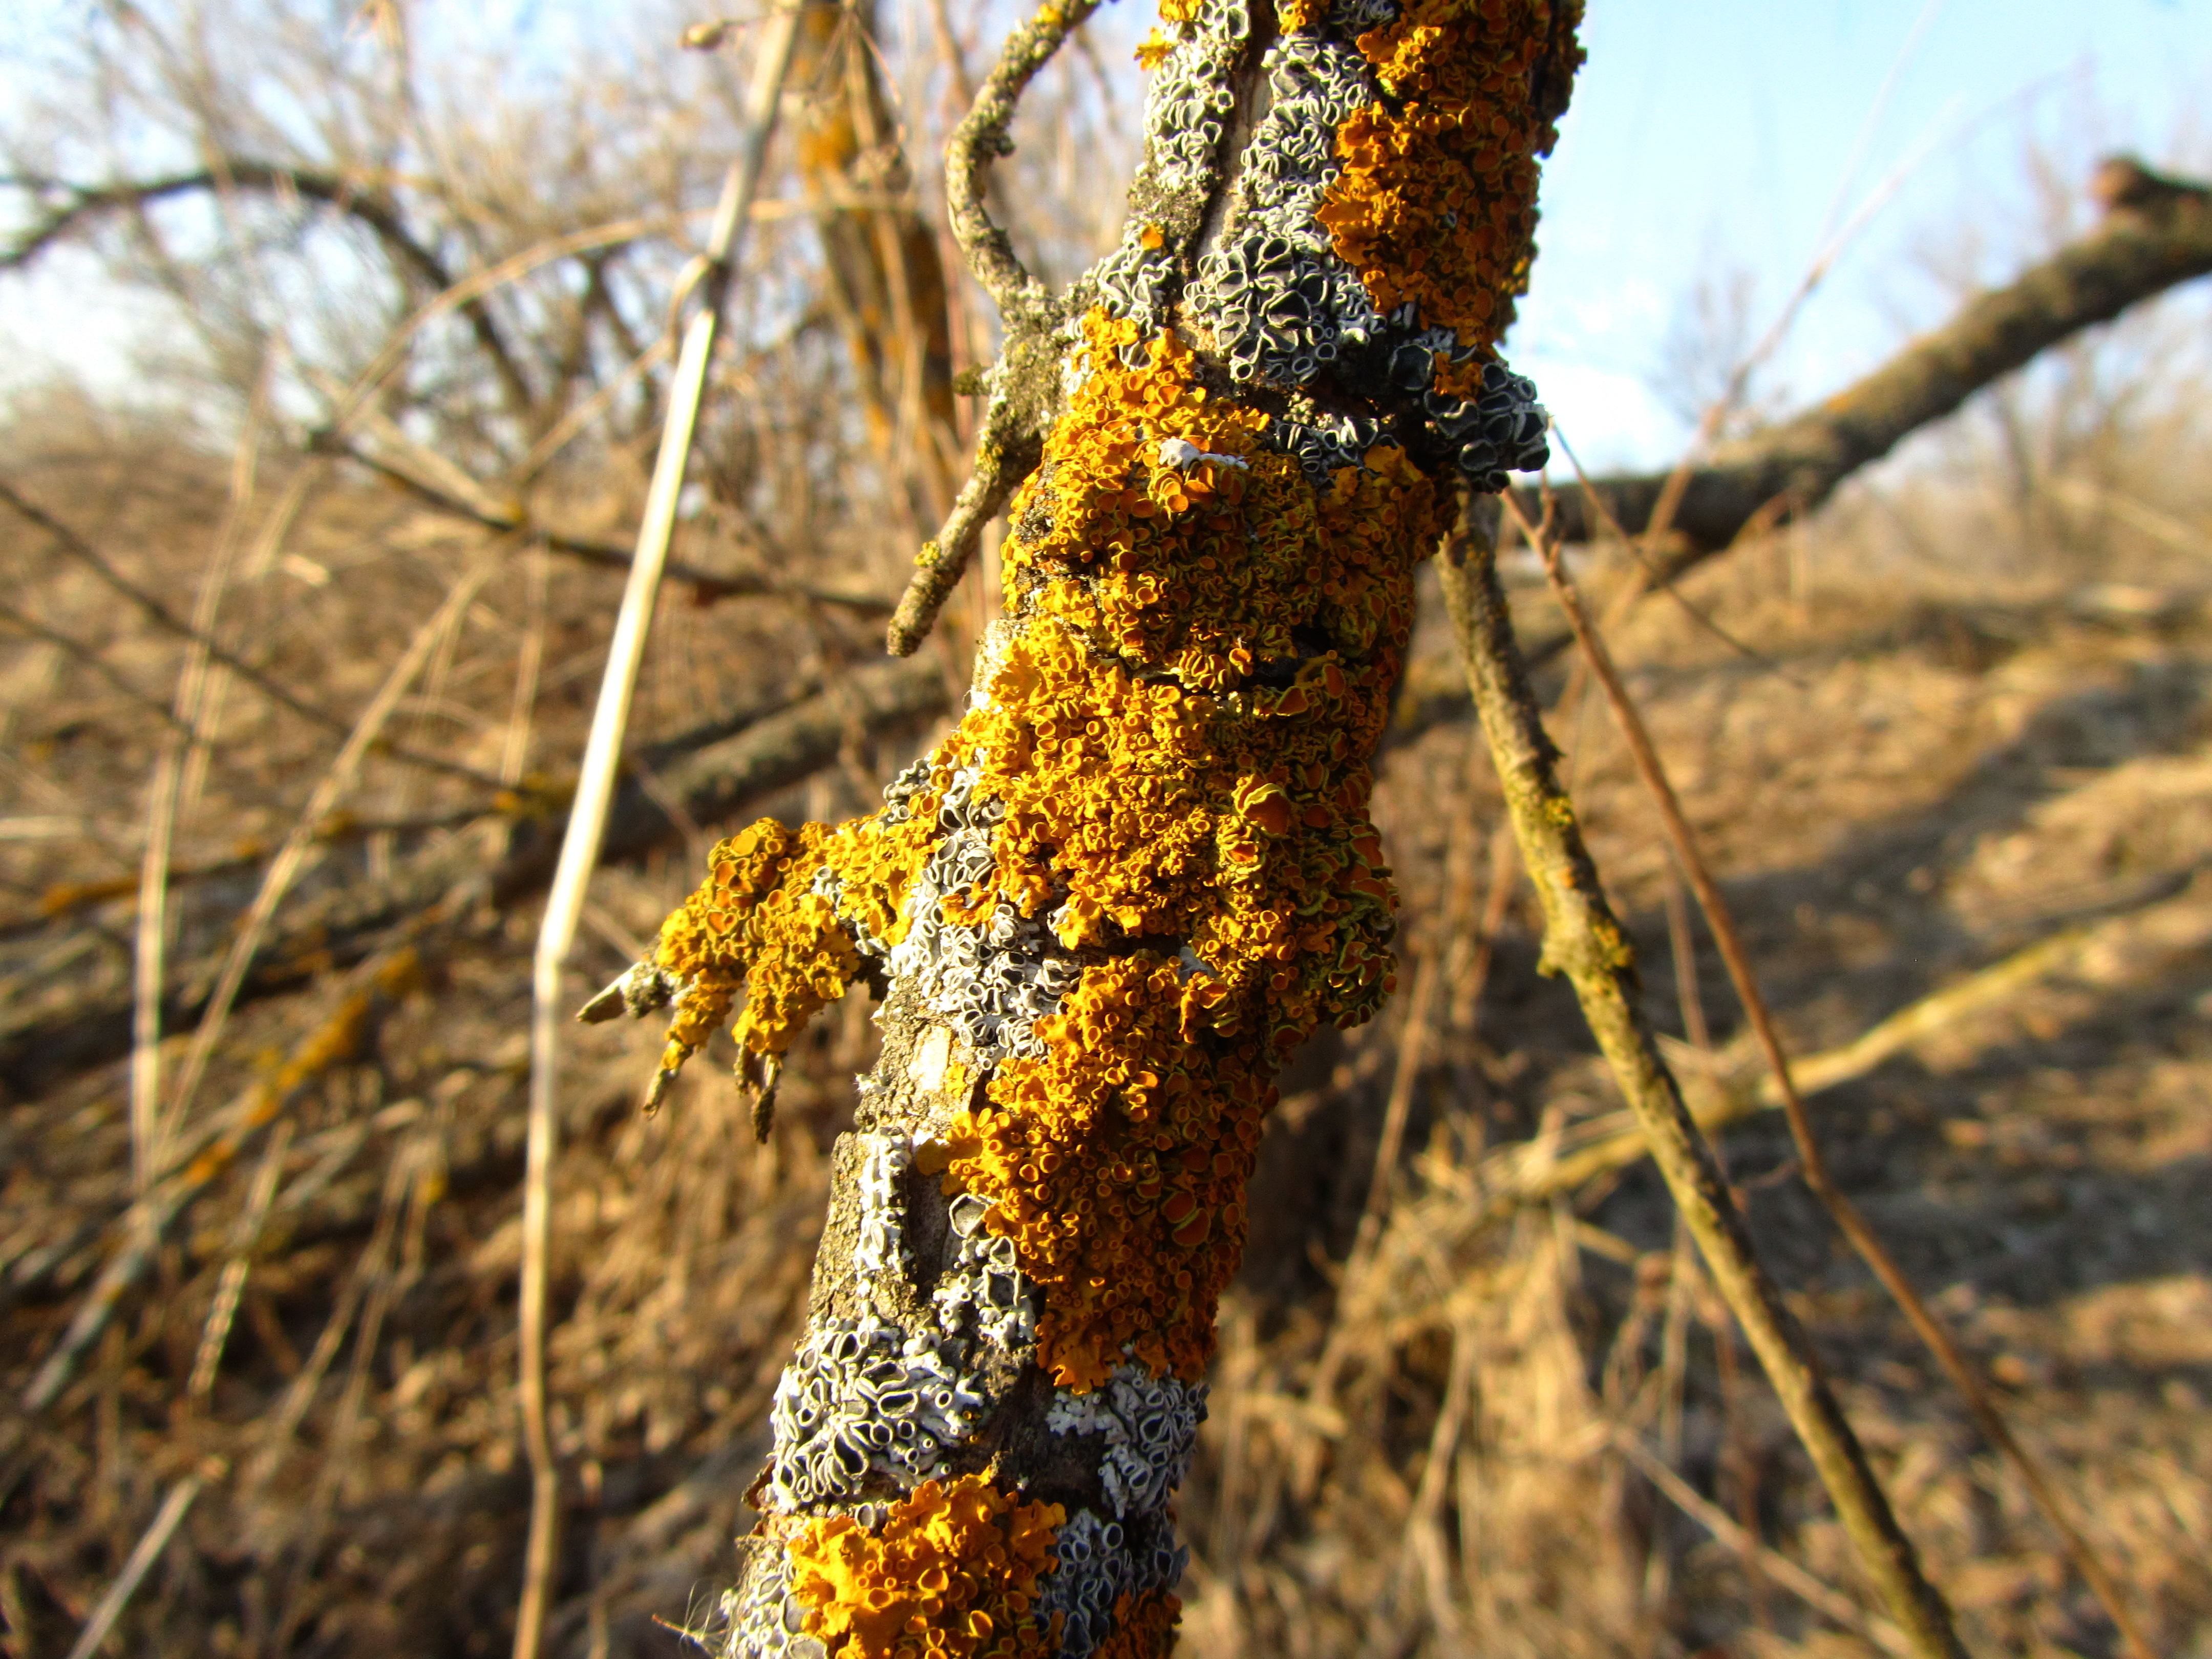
[159,543,500,1142]
[1434,492,1967,1659]
[59,1470,207,1659]
[513,13,803,1657]
[131,366,271,1194]
[1520,492,2162,1659]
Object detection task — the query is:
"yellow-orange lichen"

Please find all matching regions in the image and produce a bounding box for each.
[944,955,1274,1388]
[786,1474,1065,1659]
[920,312,1449,1388]
[649,808,936,1086]
[1317,0,1582,352]
[1090,1591,1182,1659]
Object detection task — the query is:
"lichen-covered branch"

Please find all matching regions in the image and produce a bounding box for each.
[602,4,1582,1655]
[1432,496,1968,1659]
[943,0,1104,327]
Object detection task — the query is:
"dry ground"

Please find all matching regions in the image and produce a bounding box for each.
[3,431,2209,1659]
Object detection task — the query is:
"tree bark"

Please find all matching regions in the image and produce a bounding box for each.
[597,4,1586,1655]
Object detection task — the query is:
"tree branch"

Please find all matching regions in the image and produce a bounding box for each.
[942,0,1099,328]
[1525,156,2212,565]
[5,161,540,421]
[1436,492,1967,1659]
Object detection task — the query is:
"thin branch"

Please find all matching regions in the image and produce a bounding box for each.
[317,427,892,613]
[1528,493,2160,1659]
[1435,490,1967,1659]
[942,0,1099,325]
[515,11,802,1657]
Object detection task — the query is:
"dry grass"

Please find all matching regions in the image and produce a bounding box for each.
[4,4,2211,1657]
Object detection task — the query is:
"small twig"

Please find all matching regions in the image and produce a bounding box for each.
[1612,1430,1911,1657]
[1436,491,1966,1659]
[319,426,891,613]
[884,428,1032,655]
[1525,491,2160,1659]
[885,0,1095,656]
[943,0,1099,325]
[60,1471,206,1659]
[514,12,802,1658]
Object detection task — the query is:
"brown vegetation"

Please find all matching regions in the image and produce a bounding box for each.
[2,5,2208,1658]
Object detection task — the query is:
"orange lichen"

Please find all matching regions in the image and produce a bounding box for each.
[917,312,1449,1388]
[1317,0,1583,352]
[1275,0,1324,32]
[648,806,936,1087]
[786,1474,1064,1659]
[944,955,1274,1387]
[1090,1590,1182,1659]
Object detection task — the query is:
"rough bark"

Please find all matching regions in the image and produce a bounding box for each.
[593,5,1585,1655]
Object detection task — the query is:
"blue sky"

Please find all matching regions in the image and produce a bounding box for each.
[1517,0,2212,466]
[3,0,2208,467]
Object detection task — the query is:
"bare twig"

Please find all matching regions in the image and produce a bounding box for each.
[1435,491,1967,1659]
[884,437,1032,655]
[942,0,1098,325]
[514,13,802,1657]
[1528,493,2161,1659]
[318,425,892,613]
